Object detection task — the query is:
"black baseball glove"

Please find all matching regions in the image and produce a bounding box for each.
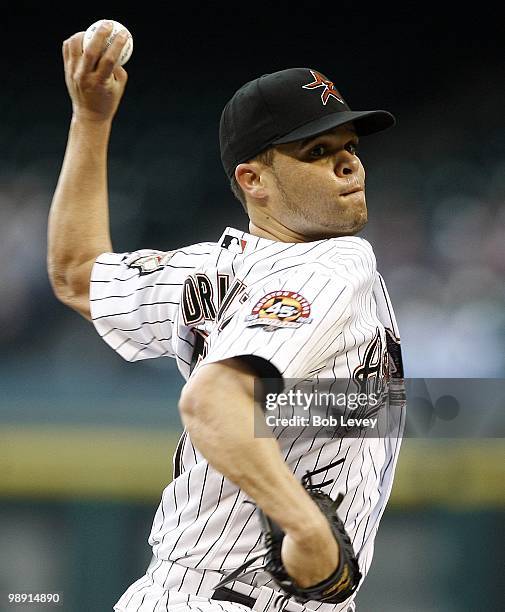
[258,472,362,604]
[214,467,362,604]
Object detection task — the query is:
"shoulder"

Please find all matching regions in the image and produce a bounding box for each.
[241,238,377,317]
[316,236,376,271]
[255,237,376,281]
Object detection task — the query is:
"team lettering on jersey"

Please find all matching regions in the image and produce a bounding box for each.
[182,274,249,368]
[353,328,389,392]
[181,274,248,327]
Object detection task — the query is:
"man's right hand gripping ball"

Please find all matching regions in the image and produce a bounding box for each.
[62,20,128,123]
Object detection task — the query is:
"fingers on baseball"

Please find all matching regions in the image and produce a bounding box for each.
[80,21,114,72]
[95,30,129,81]
[65,33,84,69]
[62,40,69,64]
[113,65,128,85]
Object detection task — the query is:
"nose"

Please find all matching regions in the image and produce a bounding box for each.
[334,151,359,177]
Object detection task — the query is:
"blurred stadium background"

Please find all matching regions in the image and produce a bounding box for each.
[1,6,503,611]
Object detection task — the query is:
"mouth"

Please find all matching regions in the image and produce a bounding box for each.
[341,185,363,196]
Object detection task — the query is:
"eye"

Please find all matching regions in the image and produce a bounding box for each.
[346,141,359,155]
[309,144,327,158]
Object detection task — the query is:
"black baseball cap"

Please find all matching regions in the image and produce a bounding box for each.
[219,67,395,179]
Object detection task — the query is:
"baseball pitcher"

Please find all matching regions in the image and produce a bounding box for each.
[48,22,405,612]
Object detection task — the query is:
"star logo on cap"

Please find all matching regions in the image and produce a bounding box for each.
[302,70,344,106]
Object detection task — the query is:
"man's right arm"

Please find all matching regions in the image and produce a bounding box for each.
[47,22,129,320]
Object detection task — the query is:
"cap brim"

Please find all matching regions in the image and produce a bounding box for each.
[272,110,395,144]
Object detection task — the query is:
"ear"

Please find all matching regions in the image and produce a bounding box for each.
[235,162,268,201]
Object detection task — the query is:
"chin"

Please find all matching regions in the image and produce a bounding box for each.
[330,211,368,236]
[347,216,368,234]
[308,221,367,239]
[295,208,367,239]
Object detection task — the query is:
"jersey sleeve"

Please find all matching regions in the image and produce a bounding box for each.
[199,264,352,381]
[90,245,212,362]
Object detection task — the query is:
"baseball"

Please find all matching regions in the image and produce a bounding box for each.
[82,19,133,66]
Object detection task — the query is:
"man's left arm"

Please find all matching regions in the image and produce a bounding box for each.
[179,268,354,588]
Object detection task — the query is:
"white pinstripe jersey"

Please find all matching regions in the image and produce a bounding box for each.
[91,226,405,611]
